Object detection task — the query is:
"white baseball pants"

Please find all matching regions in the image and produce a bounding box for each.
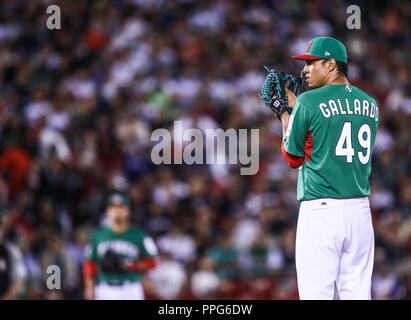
[95,281,145,300]
[296,197,374,300]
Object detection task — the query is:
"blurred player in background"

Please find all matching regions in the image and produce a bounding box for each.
[83,193,158,300]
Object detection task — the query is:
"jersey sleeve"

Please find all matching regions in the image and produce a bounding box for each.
[283,98,310,157]
[281,141,304,168]
[84,232,98,263]
[140,235,159,259]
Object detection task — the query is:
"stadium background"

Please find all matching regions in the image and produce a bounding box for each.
[0,0,409,299]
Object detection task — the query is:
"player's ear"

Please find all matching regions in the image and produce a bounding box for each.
[328,59,337,72]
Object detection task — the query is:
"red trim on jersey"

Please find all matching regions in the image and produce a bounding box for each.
[281,141,304,168]
[126,258,158,272]
[304,130,313,163]
[83,261,97,278]
[281,130,313,168]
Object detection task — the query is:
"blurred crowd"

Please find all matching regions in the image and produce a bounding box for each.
[0,0,410,299]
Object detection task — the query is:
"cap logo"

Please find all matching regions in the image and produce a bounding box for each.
[112,194,122,204]
[325,51,331,56]
[306,40,313,52]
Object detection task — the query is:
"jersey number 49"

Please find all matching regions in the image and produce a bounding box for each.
[335,122,371,164]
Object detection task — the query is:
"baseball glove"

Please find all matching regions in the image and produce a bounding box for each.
[285,70,305,97]
[259,66,305,119]
[101,250,126,274]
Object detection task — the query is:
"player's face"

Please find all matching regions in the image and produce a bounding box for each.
[303,59,329,88]
[107,205,130,224]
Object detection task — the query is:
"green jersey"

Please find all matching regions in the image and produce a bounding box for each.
[85,226,158,285]
[284,84,380,202]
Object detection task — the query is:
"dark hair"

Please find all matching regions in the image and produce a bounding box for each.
[336,61,348,77]
[321,59,348,78]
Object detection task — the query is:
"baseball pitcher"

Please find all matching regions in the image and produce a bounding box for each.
[83,193,158,300]
[260,37,379,299]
